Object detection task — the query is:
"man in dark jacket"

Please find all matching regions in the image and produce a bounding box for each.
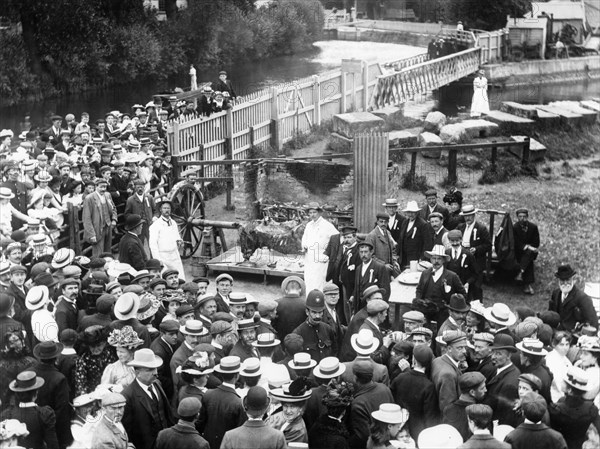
[154,397,209,449]
[32,341,73,449]
[446,230,480,302]
[54,278,79,334]
[349,360,394,449]
[118,214,148,271]
[339,226,361,324]
[397,201,434,268]
[124,179,157,246]
[513,208,540,295]
[459,404,511,449]
[419,189,450,224]
[350,242,391,313]
[443,372,487,442]
[548,264,598,333]
[382,198,406,243]
[274,276,307,338]
[457,205,491,301]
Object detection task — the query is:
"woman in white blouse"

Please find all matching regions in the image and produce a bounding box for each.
[101,325,144,387]
[545,330,572,403]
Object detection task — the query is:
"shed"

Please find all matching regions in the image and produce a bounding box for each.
[525,1,586,43]
[506,17,548,59]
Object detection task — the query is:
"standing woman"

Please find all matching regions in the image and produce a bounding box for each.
[101,326,144,387]
[545,331,573,403]
[470,69,490,117]
[575,336,600,406]
[177,352,214,405]
[367,403,414,449]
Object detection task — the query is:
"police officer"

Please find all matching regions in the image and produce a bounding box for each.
[291,290,337,363]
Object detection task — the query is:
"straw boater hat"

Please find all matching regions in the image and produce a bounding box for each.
[252,332,281,348]
[240,357,262,377]
[9,371,44,392]
[228,292,250,306]
[351,329,380,356]
[459,204,477,216]
[425,244,451,260]
[180,320,209,337]
[305,202,322,211]
[468,300,486,318]
[402,201,420,213]
[107,326,144,350]
[114,292,141,321]
[516,338,548,357]
[313,356,346,379]
[564,366,591,391]
[371,403,409,425]
[484,303,517,327]
[288,353,317,370]
[238,315,260,331]
[52,248,76,269]
[382,198,399,208]
[25,285,50,311]
[127,348,163,369]
[417,424,463,449]
[215,356,242,374]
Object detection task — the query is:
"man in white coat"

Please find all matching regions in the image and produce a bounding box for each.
[149,198,185,280]
[301,202,338,292]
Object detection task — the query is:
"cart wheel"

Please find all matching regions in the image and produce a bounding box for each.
[169,184,204,259]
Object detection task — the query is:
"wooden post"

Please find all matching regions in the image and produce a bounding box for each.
[172,120,180,156]
[491,140,498,168]
[270,87,281,151]
[225,109,234,210]
[410,152,417,181]
[340,72,347,113]
[486,213,496,282]
[312,75,321,126]
[521,137,531,166]
[198,144,205,178]
[249,126,255,149]
[361,61,369,111]
[447,149,457,185]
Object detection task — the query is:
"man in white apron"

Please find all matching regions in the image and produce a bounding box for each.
[149,198,185,280]
[301,202,338,293]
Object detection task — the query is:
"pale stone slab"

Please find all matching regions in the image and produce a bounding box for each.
[388,130,418,148]
[509,135,547,162]
[536,105,582,125]
[332,112,385,138]
[419,131,443,158]
[459,119,500,139]
[580,100,600,113]
[439,124,468,144]
[484,110,535,133]
[501,101,539,119]
[549,101,597,124]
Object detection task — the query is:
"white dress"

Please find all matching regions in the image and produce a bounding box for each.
[470,76,490,117]
[301,216,337,292]
[545,349,572,403]
[149,216,185,279]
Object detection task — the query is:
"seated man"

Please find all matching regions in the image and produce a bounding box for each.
[513,208,539,295]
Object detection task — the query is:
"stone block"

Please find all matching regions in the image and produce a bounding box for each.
[329,132,353,154]
[419,132,443,158]
[332,112,385,139]
[580,100,600,113]
[423,111,447,134]
[439,124,468,144]
[388,130,418,148]
[485,110,535,133]
[509,136,547,162]
[372,105,404,127]
[459,119,500,139]
[536,105,583,126]
[549,101,598,124]
[500,101,539,119]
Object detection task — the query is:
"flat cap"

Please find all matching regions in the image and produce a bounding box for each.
[403,310,425,323]
[159,320,180,333]
[175,304,194,318]
[447,229,462,240]
[177,397,201,417]
[322,282,339,294]
[429,211,444,220]
[459,372,486,391]
[442,330,467,345]
[473,332,494,344]
[352,359,374,376]
[212,312,234,323]
[101,392,126,407]
[257,299,278,316]
[410,327,433,338]
[9,265,27,274]
[210,320,233,335]
[413,345,434,365]
[366,299,389,314]
[215,273,233,283]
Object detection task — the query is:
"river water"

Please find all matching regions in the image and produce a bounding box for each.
[1,40,598,131]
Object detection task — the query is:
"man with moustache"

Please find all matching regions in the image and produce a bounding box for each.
[349,242,390,314]
[382,198,406,244]
[54,278,80,334]
[82,177,117,256]
[429,212,450,248]
[122,349,175,449]
[365,213,400,278]
[457,205,491,301]
[397,201,434,268]
[230,315,261,362]
[292,290,337,363]
[445,230,479,302]
[322,283,346,355]
[149,198,185,279]
[469,332,496,382]
[124,179,157,247]
[431,330,469,412]
[91,392,134,449]
[338,226,361,324]
[513,208,540,295]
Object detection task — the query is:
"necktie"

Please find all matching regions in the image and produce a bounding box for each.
[149,385,158,403]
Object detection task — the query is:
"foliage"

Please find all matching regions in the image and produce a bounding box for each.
[0,32,45,104]
[109,25,163,80]
[401,172,431,191]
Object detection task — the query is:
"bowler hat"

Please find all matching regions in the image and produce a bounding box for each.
[447,294,470,313]
[244,386,270,412]
[555,264,576,280]
[33,341,64,360]
[146,259,163,271]
[341,226,358,235]
[124,214,145,231]
[490,333,517,352]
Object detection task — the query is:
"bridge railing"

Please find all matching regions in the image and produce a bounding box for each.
[370,47,481,109]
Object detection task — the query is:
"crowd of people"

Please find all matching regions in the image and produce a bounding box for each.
[0,84,599,448]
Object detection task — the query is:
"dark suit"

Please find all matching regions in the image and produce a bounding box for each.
[322,306,345,356]
[414,267,466,324]
[292,320,336,363]
[365,226,396,266]
[339,243,361,323]
[0,404,59,449]
[513,220,540,284]
[122,379,175,449]
[457,221,491,300]
[151,336,177,402]
[213,292,231,314]
[124,193,156,242]
[390,368,438,440]
[504,422,568,449]
[118,232,148,271]
[419,202,450,224]
[397,216,434,267]
[443,396,477,441]
[154,421,210,449]
[324,233,343,285]
[431,354,462,413]
[458,433,511,449]
[32,361,73,449]
[6,282,28,323]
[548,285,598,332]
[446,247,479,299]
[352,258,391,312]
[549,395,600,449]
[109,174,130,208]
[485,363,521,427]
[54,297,78,334]
[387,212,407,244]
[274,294,306,338]
[198,384,247,449]
[349,382,394,449]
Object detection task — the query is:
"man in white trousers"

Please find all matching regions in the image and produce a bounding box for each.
[149,198,185,280]
[301,202,338,293]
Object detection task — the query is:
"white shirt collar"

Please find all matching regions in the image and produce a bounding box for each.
[222,382,236,390]
[496,362,513,375]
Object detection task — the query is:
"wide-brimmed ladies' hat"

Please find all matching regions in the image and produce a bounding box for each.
[127,348,163,369]
[136,293,160,322]
[351,329,380,356]
[468,300,486,318]
[484,303,517,327]
[107,325,144,349]
[313,356,346,379]
[177,352,214,376]
[371,403,410,425]
[270,378,312,403]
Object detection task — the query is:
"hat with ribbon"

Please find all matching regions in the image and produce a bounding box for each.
[402,201,420,213]
[351,328,380,355]
[288,352,317,370]
[313,356,346,379]
[252,332,280,348]
[459,204,477,216]
[52,248,76,269]
[9,371,45,392]
[371,403,409,425]
[270,378,312,402]
[382,198,399,208]
[564,366,591,391]
[180,319,209,337]
[228,292,249,306]
[33,341,64,360]
[214,355,242,374]
[107,326,144,349]
[238,314,261,331]
[178,352,214,376]
[447,294,470,313]
[113,292,141,320]
[484,303,517,327]
[25,285,50,311]
[425,244,451,260]
[555,264,576,280]
[240,357,262,377]
[128,348,163,369]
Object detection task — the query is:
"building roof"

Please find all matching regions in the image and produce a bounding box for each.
[526,1,585,21]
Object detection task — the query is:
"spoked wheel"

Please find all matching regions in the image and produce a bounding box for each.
[169,184,205,259]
